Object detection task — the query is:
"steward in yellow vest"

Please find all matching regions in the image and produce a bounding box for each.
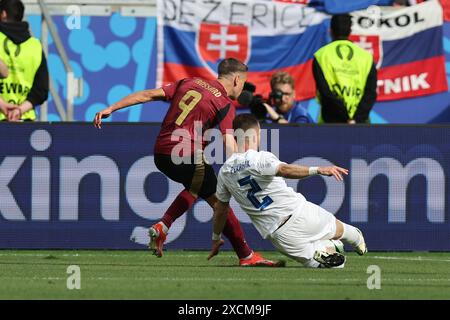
[0,0,49,121]
[313,14,377,124]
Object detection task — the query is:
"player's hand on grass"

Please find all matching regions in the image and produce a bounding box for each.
[207,239,224,260]
[94,107,113,129]
[318,166,348,181]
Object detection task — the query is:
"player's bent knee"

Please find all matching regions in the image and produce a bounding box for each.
[333,219,344,239]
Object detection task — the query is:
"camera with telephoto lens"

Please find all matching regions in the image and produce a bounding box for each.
[268,90,284,106]
[237,82,267,122]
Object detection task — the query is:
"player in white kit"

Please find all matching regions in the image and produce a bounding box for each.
[208,114,367,268]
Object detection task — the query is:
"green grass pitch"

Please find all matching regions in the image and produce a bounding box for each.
[0,250,449,299]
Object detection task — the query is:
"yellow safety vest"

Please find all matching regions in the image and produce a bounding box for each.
[314,40,373,122]
[0,32,42,121]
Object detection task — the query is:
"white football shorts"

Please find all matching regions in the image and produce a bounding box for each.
[268,200,337,266]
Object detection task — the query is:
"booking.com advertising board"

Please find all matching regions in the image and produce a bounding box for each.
[1,123,449,251]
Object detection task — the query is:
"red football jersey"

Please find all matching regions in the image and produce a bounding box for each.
[154,78,235,156]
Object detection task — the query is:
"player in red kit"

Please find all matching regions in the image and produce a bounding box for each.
[94,58,283,267]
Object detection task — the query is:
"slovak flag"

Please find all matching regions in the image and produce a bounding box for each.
[157,0,329,100]
[351,0,448,101]
[157,0,448,102]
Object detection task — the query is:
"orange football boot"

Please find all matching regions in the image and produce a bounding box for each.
[239,252,286,267]
[148,223,167,257]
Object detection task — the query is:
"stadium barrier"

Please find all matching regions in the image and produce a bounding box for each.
[0,122,449,251]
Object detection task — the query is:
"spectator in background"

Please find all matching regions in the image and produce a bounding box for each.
[0,57,9,115]
[263,71,314,124]
[313,14,377,124]
[0,0,49,122]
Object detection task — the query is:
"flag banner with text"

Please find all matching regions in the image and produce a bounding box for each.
[351,0,448,101]
[157,0,447,102]
[157,0,329,100]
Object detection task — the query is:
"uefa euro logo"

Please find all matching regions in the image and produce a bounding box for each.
[196,23,250,76]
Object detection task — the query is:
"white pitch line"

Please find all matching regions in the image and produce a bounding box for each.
[2,276,450,282]
[0,253,228,258]
[1,253,450,263]
[371,256,450,263]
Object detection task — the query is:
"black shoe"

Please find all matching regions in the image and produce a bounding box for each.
[314,251,346,268]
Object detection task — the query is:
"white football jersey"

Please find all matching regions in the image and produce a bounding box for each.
[216,149,307,239]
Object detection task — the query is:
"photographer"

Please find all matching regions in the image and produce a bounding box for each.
[264,71,313,124]
[240,73,313,124]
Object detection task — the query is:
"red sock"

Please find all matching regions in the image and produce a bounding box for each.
[160,190,196,228]
[222,208,253,259]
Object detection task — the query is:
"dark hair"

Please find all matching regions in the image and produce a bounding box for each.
[218,58,248,77]
[233,113,259,131]
[0,0,24,22]
[330,14,352,39]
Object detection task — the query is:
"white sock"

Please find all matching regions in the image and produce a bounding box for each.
[242,252,253,260]
[158,222,169,234]
[317,239,343,254]
[340,223,361,247]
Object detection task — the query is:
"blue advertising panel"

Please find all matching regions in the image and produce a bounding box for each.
[0,123,449,251]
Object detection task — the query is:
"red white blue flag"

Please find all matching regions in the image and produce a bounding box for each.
[350,0,448,100]
[157,0,329,100]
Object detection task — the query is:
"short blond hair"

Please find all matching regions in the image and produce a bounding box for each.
[270,71,295,91]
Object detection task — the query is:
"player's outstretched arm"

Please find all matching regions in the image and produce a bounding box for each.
[93,88,166,129]
[207,200,230,260]
[276,163,348,181]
